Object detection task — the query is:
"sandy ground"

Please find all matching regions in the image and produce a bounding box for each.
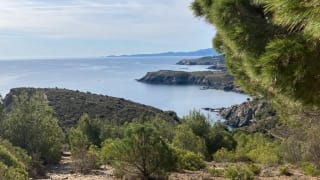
[39,153,319,180]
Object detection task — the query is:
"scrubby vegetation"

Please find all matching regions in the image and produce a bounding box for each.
[0,90,319,179]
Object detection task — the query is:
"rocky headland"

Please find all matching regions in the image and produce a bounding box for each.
[3,88,179,129]
[138,70,243,93]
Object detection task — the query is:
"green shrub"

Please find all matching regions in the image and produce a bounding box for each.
[68,126,101,173]
[77,114,102,147]
[0,92,65,164]
[101,122,176,178]
[182,111,236,159]
[213,148,235,162]
[300,162,320,176]
[0,145,28,180]
[247,164,261,175]
[225,165,254,180]
[173,124,207,156]
[182,110,211,138]
[208,167,224,177]
[171,146,206,171]
[0,162,27,180]
[233,132,280,164]
[279,165,291,176]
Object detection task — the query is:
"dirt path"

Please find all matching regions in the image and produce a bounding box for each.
[44,152,115,180]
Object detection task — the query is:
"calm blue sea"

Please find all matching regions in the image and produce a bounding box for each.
[0,57,248,119]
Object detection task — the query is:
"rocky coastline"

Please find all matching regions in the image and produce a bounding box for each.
[137,70,243,93]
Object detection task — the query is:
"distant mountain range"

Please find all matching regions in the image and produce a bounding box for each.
[108,48,217,57]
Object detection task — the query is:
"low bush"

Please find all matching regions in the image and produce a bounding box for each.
[0,145,28,180]
[173,124,207,156]
[225,165,255,180]
[213,148,235,162]
[101,122,176,178]
[232,132,280,164]
[300,162,320,176]
[181,111,236,159]
[247,163,261,175]
[68,126,101,173]
[171,146,206,171]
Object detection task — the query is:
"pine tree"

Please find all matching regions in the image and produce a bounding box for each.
[191,0,320,123]
[0,91,65,164]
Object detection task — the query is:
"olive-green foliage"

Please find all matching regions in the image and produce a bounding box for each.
[173,124,207,156]
[300,162,320,177]
[247,163,261,175]
[280,136,304,164]
[191,0,320,123]
[235,132,280,164]
[0,138,31,171]
[225,165,255,180]
[101,122,176,178]
[214,132,280,164]
[99,120,124,141]
[68,127,91,173]
[0,91,65,164]
[213,148,235,162]
[206,123,236,157]
[182,111,236,159]
[76,114,102,147]
[183,110,211,138]
[170,146,206,171]
[0,145,28,180]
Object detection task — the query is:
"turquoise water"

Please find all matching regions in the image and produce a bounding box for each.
[0,57,248,119]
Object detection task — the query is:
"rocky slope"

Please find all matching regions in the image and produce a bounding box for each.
[219,99,281,133]
[138,70,243,93]
[3,88,179,129]
[176,56,224,66]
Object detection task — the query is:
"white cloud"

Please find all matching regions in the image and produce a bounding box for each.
[0,0,210,40]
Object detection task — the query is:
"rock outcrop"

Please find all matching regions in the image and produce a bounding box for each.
[3,88,179,129]
[219,99,279,130]
[138,70,243,93]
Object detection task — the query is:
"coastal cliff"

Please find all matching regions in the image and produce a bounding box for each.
[3,88,179,129]
[219,99,281,133]
[138,70,243,93]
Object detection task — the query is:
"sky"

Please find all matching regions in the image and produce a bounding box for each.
[0,0,216,59]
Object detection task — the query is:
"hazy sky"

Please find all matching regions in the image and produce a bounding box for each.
[0,0,215,59]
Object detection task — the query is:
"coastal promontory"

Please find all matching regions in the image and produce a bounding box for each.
[3,88,179,129]
[137,70,243,93]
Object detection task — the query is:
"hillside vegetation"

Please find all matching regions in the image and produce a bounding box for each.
[3,88,179,129]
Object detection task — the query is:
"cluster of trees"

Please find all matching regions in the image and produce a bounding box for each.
[0,91,320,179]
[67,111,233,178]
[0,92,65,179]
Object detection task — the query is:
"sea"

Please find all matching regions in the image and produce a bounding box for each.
[0,56,248,120]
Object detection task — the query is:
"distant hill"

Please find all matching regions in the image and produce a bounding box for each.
[108,48,217,57]
[3,88,179,129]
